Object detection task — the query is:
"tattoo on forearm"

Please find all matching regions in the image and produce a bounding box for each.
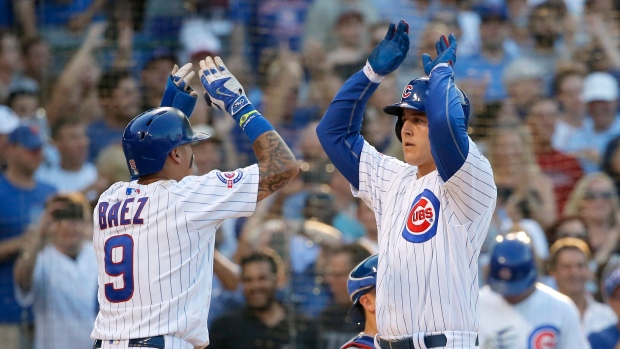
[253,131,298,201]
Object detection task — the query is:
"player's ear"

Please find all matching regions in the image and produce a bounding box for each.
[169,148,183,164]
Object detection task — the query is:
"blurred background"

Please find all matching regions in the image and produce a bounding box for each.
[2,0,620,348]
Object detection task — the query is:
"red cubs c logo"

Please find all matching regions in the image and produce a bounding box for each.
[528,326,559,349]
[402,84,413,99]
[402,189,440,243]
[406,198,434,234]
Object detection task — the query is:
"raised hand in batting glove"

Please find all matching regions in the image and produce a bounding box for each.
[367,20,410,76]
[199,56,251,119]
[171,63,197,97]
[421,33,457,76]
[160,62,198,118]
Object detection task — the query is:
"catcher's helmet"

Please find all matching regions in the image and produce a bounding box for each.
[487,232,538,297]
[346,254,378,324]
[122,107,210,177]
[384,77,470,142]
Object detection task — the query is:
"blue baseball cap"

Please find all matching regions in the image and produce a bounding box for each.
[8,123,44,150]
[473,4,508,21]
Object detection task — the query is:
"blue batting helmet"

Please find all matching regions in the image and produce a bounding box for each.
[346,254,378,324]
[384,77,470,142]
[122,107,210,177]
[487,232,538,297]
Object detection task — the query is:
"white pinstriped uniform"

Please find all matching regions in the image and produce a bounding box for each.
[478,284,590,349]
[354,139,496,348]
[91,165,259,348]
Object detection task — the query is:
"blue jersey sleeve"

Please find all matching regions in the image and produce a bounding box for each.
[425,65,469,182]
[316,70,380,190]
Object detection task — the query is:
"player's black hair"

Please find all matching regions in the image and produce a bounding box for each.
[240,249,282,275]
[97,69,134,98]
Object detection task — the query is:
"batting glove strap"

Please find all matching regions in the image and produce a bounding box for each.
[429,63,451,77]
[235,105,275,143]
[363,61,385,84]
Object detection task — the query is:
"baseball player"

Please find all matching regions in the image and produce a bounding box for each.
[341,254,379,349]
[478,232,590,349]
[316,20,497,348]
[90,57,298,349]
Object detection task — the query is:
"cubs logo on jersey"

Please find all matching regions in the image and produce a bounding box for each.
[217,170,243,188]
[402,84,413,98]
[528,325,559,349]
[402,189,440,243]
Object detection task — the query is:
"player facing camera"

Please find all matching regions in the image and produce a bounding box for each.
[317,20,496,349]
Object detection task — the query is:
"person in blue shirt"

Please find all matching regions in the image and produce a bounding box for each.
[588,267,620,348]
[0,123,56,349]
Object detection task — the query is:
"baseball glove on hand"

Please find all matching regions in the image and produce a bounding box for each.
[199,56,251,119]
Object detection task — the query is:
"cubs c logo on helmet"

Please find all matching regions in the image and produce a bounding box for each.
[528,325,559,349]
[402,84,413,99]
[402,189,440,243]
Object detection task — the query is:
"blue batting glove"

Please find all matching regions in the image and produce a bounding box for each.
[367,20,410,76]
[421,33,457,76]
[199,56,251,118]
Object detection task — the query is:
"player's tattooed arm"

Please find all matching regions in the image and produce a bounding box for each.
[253,130,299,202]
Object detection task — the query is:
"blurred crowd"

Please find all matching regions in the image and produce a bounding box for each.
[3,0,620,348]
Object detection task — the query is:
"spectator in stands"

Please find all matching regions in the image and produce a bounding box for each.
[588,267,620,348]
[141,49,176,111]
[546,216,589,247]
[86,68,141,162]
[552,63,588,152]
[0,106,19,173]
[327,9,367,82]
[362,73,401,156]
[303,0,378,52]
[45,23,104,126]
[489,125,557,231]
[85,144,129,204]
[0,31,37,104]
[0,123,56,349]
[568,72,620,173]
[356,200,378,254]
[526,98,583,214]
[329,170,365,243]
[191,124,224,175]
[13,192,98,349]
[549,237,617,336]
[564,172,620,265]
[209,250,319,349]
[502,57,547,119]
[36,117,97,192]
[455,3,517,103]
[320,244,371,349]
[7,88,38,119]
[19,36,50,99]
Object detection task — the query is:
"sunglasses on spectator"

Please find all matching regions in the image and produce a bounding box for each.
[583,191,613,200]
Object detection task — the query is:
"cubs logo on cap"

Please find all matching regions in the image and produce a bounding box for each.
[528,325,558,349]
[402,189,440,243]
[217,170,243,188]
[402,84,413,99]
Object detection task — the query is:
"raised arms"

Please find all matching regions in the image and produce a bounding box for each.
[198,56,298,202]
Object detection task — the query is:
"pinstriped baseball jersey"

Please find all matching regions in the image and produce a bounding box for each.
[478,284,590,349]
[353,138,496,341]
[91,165,259,347]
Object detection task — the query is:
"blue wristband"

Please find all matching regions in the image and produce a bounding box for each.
[236,105,275,143]
[160,76,197,118]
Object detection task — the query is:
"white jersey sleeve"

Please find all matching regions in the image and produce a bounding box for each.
[442,139,496,225]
